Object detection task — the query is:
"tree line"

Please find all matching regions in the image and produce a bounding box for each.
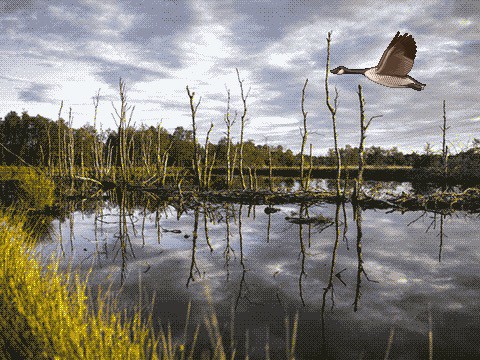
[1,109,479,172]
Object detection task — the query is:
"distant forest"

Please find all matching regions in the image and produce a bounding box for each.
[1,110,480,174]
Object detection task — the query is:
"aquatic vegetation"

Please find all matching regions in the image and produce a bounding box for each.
[0,212,159,359]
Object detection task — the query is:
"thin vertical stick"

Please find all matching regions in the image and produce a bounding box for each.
[325,32,342,198]
[203,122,214,189]
[357,85,366,199]
[441,100,449,190]
[268,145,273,192]
[224,89,236,189]
[186,85,202,187]
[357,85,382,200]
[307,143,313,191]
[236,68,249,190]
[300,78,309,190]
[57,100,64,176]
[92,89,101,178]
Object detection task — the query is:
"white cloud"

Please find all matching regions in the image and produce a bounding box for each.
[0,0,479,154]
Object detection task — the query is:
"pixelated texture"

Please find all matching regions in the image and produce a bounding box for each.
[1,1,480,359]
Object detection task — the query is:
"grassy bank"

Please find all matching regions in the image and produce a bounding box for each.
[0,211,291,359]
[0,212,161,359]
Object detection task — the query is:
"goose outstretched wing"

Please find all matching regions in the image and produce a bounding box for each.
[376,32,417,76]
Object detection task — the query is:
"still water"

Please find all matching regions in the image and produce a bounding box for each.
[37,193,480,359]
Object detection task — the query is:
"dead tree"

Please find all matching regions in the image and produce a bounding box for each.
[224,88,236,189]
[203,122,214,189]
[441,100,449,190]
[46,120,52,174]
[92,89,101,179]
[186,85,202,187]
[356,85,382,199]
[156,122,163,180]
[325,32,342,198]
[268,144,273,192]
[67,107,75,180]
[236,68,250,190]
[307,143,313,188]
[112,78,134,182]
[57,101,64,176]
[300,78,309,190]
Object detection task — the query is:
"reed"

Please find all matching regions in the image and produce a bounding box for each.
[0,211,159,359]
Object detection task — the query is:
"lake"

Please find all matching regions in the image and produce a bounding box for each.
[34,185,480,359]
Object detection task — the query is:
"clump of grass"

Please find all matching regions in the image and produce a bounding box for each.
[0,211,159,359]
[15,169,55,210]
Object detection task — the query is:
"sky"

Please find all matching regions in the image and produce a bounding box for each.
[0,0,479,155]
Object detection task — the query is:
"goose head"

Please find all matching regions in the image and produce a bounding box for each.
[331,66,347,75]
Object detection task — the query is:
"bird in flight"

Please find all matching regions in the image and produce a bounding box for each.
[331,32,425,91]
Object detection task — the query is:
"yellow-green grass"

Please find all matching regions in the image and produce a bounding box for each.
[0,167,54,210]
[0,211,161,359]
[0,210,239,359]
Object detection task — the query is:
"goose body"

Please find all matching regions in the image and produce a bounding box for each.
[331,32,425,91]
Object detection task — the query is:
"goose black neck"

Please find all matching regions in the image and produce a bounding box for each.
[344,68,369,74]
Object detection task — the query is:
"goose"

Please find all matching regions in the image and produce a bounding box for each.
[331,32,425,91]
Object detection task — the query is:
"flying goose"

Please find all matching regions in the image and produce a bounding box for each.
[331,32,425,91]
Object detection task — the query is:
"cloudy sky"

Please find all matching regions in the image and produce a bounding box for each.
[1,0,479,154]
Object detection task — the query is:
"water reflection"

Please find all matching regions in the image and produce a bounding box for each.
[37,192,480,359]
[186,207,200,287]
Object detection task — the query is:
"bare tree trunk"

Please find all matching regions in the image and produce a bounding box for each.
[325,32,342,198]
[112,79,134,182]
[106,142,113,175]
[300,78,309,190]
[307,143,313,190]
[141,126,153,177]
[162,151,169,187]
[224,89,236,189]
[156,122,163,179]
[39,144,45,167]
[236,68,250,190]
[186,85,202,188]
[127,127,135,177]
[57,101,64,177]
[268,145,273,192]
[162,140,173,187]
[357,85,366,199]
[248,167,253,190]
[230,147,238,186]
[356,85,382,200]
[63,112,68,175]
[441,100,449,190]
[92,89,101,179]
[98,124,105,179]
[67,107,75,180]
[46,121,52,174]
[203,122,214,189]
[208,150,217,189]
[80,142,85,177]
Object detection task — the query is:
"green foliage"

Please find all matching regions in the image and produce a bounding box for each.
[3,110,480,182]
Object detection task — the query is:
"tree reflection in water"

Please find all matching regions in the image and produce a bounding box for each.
[186,207,201,287]
[39,187,478,358]
[321,202,342,354]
